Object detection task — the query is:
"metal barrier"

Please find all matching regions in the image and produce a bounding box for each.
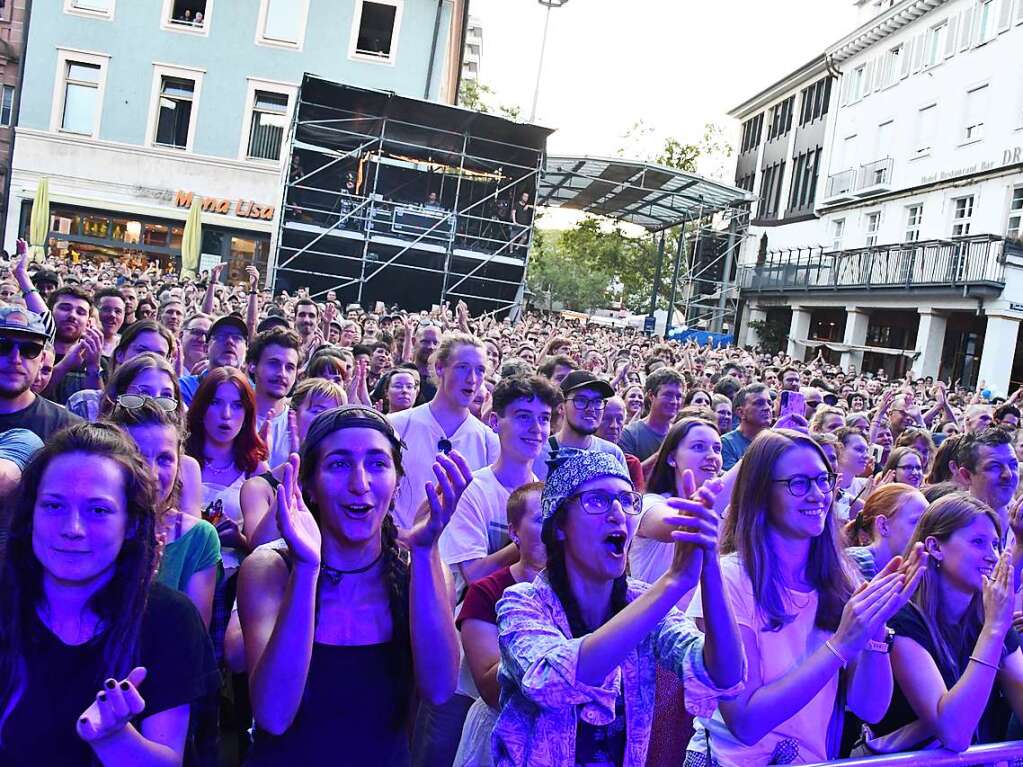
[805,740,1023,767]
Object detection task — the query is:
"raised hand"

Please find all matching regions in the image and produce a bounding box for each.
[832,569,906,658]
[662,470,724,592]
[287,408,300,456]
[773,412,809,433]
[275,455,321,568]
[76,667,148,743]
[407,450,472,550]
[983,549,1014,636]
[246,265,260,291]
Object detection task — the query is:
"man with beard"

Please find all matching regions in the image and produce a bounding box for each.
[619,368,684,461]
[293,298,318,345]
[179,315,248,406]
[247,327,301,468]
[412,322,440,402]
[720,382,773,470]
[94,287,126,359]
[45,285,104,405]
[533,370,626,481]
[0,307,80,441]
[159,296,185,337]
[121,285,139,324]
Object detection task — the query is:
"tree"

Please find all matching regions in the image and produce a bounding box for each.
[458,80,521,120]
[526,228,613,312]
[748,317,788,353]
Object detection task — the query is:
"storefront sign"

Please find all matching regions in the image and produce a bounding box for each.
[174,190,275,220]
[920,146,1023,185]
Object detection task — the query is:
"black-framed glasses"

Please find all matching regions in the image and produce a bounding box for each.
[569,396,606,413]
[116,394,178,412]
[568,489,643,515]
[0,337,44,359]
[896,464,923,473]
[772,472,837,497]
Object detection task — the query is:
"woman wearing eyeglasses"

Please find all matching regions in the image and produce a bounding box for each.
[684,429,925,767]
[493,451,747,767]
[882,447,925,489]
[237,405,464,765]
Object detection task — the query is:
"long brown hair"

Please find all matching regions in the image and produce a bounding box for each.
[647,417,719,495]
[185,367,267,473]
[0,423,158,740]
[906,493,1001,673]
[99,352,183,421]
[722,428,857,631]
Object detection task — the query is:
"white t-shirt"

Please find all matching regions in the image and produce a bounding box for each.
[629,492,675,585]
[257,406,291,470]
[388,404,500,531]
[686,553,837,766]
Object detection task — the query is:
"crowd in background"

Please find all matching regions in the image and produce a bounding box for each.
[0,244,1021,767]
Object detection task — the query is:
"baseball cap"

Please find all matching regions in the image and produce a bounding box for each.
[559,370,615,398]
[0,306,50,341]
[31,269,59,288]
[210,314,248,339]
[257,315,290,334]
[541,451,632,521]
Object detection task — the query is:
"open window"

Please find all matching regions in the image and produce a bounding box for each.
[351,0,403,63]
[163,0,209,32]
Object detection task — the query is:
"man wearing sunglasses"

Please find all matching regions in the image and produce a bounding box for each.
[533,370,627,481]
[0,306,80,442]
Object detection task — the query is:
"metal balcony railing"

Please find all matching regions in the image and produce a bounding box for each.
[858,157,894,190]
[825,169,856,198]
[739,235,1007,294]
[805,739,1023,766]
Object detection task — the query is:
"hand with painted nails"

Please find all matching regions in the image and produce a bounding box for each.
[76,667,148,743]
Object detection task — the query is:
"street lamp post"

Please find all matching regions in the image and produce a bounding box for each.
[528,0,569,123]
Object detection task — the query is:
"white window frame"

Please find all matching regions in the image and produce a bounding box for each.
[160,0,213,37]
[881,44,903,89]
[849,64,866,102]
[977,0,998,44]
[951,194,975,236]
[0,84,15,128]
[1007,186,1023,240]
[865,211,882,247]
[961,82,989,145]
[238,77,297,163]
[832,218,845,251]
[905,204,923,242]
[144,63,205,152]
[914,102,938,158]
[349,0,404,66]
[924,21,948,68]
[63,0,115,21]
[50,48,109,137]
[255,0,310,51]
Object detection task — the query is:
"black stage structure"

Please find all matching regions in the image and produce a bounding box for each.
[270,76,552,314]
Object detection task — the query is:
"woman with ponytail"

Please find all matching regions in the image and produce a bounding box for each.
[237,405,465,765]
[493,451,747,767]
[844,483,928,580]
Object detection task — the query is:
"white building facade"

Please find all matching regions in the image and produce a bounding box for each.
[734,0,1023,396]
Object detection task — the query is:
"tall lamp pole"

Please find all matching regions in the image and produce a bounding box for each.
[529,0,569,123]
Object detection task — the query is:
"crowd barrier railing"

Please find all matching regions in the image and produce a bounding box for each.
[805,740,1023,767]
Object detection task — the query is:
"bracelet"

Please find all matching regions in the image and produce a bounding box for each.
[824,640,848,666]
[969,655,1000,671]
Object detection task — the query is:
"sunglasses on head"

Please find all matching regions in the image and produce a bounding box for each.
[0,337,44,359]
[116,394,178,412]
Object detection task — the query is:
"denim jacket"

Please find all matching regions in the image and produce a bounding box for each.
[492,573,745,767]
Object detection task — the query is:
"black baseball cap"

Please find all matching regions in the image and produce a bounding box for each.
[210,314,248,338]
[560,370,615,398]
[256,315,290,334]
[32,269,59,288]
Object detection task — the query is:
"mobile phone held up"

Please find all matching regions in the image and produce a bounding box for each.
[779,390,806,420]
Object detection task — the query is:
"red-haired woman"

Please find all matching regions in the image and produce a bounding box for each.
[186,367,269,661]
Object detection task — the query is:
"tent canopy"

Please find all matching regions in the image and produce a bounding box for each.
[537,155,754,232]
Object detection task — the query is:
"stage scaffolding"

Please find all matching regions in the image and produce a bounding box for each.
[537,156,754,336]
[269,77,552,315]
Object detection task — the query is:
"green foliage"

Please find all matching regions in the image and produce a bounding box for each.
[526,227,613,312]
[457,80,521,120]
[748,318,788,353]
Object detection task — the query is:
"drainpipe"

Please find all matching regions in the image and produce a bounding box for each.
[423,0,445,100]
[2,0,32,232]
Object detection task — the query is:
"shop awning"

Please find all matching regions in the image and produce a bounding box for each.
[800,339,919,358]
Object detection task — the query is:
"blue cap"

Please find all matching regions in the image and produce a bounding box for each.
[0,306,50,341]
[541,451,631,521]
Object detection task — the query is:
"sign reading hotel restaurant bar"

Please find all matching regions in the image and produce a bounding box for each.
[920,147,1023,185]
[173,190,275,220]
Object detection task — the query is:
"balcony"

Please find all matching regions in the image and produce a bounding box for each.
[854,157,894,197]
[739,235,1007,295]
[823,169,857,203]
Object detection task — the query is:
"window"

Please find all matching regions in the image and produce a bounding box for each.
[905,204,923,242]
[952,195,974,236]
[154,77,194,148]
[767,96,794,141]
[865,211,881,247]
[963,84,989,143]
[832,219,845,251]
[789,148,822,212]
[64,0,114,18]
[247,91,289,161]
[849,65,866,102]
[0,85,14,127]
[798,78,832,126]
[757,160,786,218]
[978,0,997,43]
[880,44,903,89]
[740,113,763,153]
[351,0,403,62]
[914,103,937,156]
[925,22,948,67]
[1007,187,1023,240]
[61,62,102,135]
[160,0,210,34]
[257,0,309,47]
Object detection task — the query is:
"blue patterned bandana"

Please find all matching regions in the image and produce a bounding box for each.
[541,451,632,521]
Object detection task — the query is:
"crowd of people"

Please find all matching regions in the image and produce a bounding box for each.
[0,241,1022,767]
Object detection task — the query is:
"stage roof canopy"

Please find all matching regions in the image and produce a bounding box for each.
[537,155,754,232]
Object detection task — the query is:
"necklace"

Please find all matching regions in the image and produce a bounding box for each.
[320,550,384,586]
[204,457,235,474]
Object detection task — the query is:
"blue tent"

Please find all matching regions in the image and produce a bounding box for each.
[667,328,732,348]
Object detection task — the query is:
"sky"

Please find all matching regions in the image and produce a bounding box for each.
[468,0,863,176]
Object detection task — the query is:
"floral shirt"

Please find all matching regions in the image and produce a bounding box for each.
[493,573,745,767]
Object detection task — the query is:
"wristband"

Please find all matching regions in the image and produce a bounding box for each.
[969,655,1000,671]
[824,639,848,666]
